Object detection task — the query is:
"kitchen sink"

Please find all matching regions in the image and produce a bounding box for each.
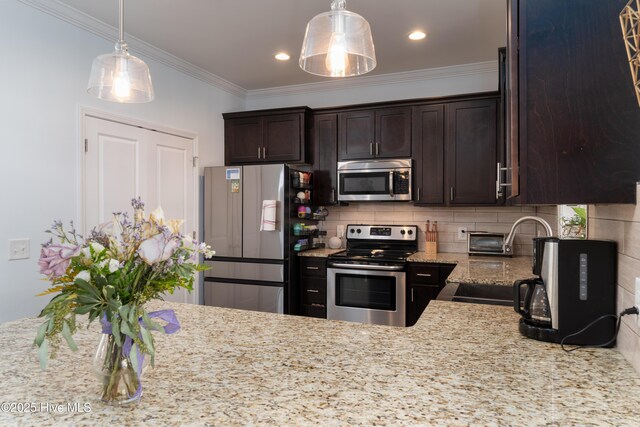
[437,282,515,307]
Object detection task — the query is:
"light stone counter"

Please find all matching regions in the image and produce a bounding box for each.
[408,252,534,286]
[297,248,344,257]
[1,300,639,426]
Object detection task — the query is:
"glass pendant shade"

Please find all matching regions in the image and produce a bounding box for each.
[87,0,153,103]
[87,42,154,103]
[299,1,376,78]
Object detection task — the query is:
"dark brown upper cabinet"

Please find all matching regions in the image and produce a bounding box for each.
[311,113,339,205]
[413,95,500,206]
[446,99,498,205]
[506,0,640,204]
[338,107,411,160]
[223,107,310,165]
[413,104,445,205]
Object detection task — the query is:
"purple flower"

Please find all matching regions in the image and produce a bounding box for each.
[38,244,80,278]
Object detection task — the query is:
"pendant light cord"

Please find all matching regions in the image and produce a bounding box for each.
[119,0,125,43]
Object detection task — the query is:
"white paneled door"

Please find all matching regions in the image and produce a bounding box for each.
[84,115,196,304]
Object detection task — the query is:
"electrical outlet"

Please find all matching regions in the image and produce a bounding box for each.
[457,227,468,241]
[8,238,30,260]
[636,277,640,325]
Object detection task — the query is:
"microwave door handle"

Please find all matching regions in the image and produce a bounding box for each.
[389,171,394,197]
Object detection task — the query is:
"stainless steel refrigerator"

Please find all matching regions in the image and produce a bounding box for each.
[203,164,296,314]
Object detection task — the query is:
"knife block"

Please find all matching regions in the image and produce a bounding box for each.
[425,241,437,256]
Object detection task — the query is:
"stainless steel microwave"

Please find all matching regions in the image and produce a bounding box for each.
[337,159,412,202]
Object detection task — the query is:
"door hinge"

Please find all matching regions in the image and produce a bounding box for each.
[192,231,196,239]
[192,156,198,167]
[84,139,88,153]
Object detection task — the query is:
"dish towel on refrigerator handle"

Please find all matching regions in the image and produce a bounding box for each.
[260,200,277,231]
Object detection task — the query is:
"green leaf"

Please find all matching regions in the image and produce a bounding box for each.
[61,320,78,352]
[140,326,154,356]
[119,304,130,321]
[128,304,138,324]
[120,320,136,340]
[130,343,140,374]
[34,322,47,346]
[38,339,49,370]
[142,311,163,332]
[112,318,122,347]
[75,279,100,298]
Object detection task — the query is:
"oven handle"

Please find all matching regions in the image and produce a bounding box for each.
[328,263,404,271]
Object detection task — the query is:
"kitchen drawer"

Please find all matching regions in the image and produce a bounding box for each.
[408,264,439,285]
[300,303,326,319]
[301,278,326,305]
[300,257,327,277]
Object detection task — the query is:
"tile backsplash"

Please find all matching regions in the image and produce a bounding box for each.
[588,184,640,375]
[320,203,557,256]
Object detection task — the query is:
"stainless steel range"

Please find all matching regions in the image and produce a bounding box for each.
[327,224,418,327]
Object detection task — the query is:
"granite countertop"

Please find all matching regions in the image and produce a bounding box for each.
[297,247,344,257]
[408,253,534,286]
[1,301,639,426]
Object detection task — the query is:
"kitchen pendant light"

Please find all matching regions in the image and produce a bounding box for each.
[87,0,154,103]
[299,0,376,78]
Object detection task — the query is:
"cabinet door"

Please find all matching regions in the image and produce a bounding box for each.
[516,0,640,204]
[338,110,375,160]
[406,284,441,327]
[263,114,302,162]
[375,107,412,158]
[446,99,498,205]
[412,105,445,204]
[225,117,262,165]
[312,113,338,205]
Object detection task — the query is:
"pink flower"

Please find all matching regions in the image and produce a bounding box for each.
[137,234,179,265]
[38,244,80,278]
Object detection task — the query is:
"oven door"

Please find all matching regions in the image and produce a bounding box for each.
[327,263,406,327]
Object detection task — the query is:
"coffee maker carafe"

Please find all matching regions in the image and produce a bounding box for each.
[513,238,617,346]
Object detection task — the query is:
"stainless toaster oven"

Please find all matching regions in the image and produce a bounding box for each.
[467,232,509,256]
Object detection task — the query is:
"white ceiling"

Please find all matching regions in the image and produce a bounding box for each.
[55,0,506,90]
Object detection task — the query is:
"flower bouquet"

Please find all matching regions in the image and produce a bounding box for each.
[34,198,214,404]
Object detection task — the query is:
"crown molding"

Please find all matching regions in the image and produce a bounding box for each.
[17,0,247,98]
[246,61,498,101]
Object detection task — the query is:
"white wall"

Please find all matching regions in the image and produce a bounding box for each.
[245,62,498,110]
[0,1,244,322]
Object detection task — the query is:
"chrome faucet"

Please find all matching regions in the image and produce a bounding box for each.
[504,216,554,255]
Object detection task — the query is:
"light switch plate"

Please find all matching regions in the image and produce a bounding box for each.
[8,238,30,260]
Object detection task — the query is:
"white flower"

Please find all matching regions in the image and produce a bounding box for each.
[76,270,91,283]
[90,242,105,254]
[137,234,179,265]
[108,259,120,273]
[81,247,91,258]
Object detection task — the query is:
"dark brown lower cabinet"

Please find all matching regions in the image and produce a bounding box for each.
[406,263,455,326]
[299,257,327,319]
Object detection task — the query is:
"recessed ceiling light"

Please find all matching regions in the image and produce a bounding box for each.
[275,52,290,61]
[408,31,426,41]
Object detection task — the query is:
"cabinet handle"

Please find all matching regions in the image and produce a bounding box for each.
[375,142,380,156]
[369,143,373,156]
[262,146,266,159]
[417,273,432,277]
[331,188,336,203]
[417,187,421,201]
[496,162,512,200]
[389,171,394,196]
[310,303,324,307]
[411,288,414,302]
[450,186,455,201]
[306,266,319,270]
[257,147,261,159]
[306,289,320,293]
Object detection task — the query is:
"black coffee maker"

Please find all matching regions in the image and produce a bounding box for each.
[514,238,617,346]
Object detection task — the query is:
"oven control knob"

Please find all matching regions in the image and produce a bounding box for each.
[350,229,355,234]
[400,230,406,235]
[408,230,414,235]
[356,228,362,234]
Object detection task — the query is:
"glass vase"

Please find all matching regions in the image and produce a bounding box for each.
[93,334,146,405]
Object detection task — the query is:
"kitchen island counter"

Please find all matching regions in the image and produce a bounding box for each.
[1,300,639,426]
